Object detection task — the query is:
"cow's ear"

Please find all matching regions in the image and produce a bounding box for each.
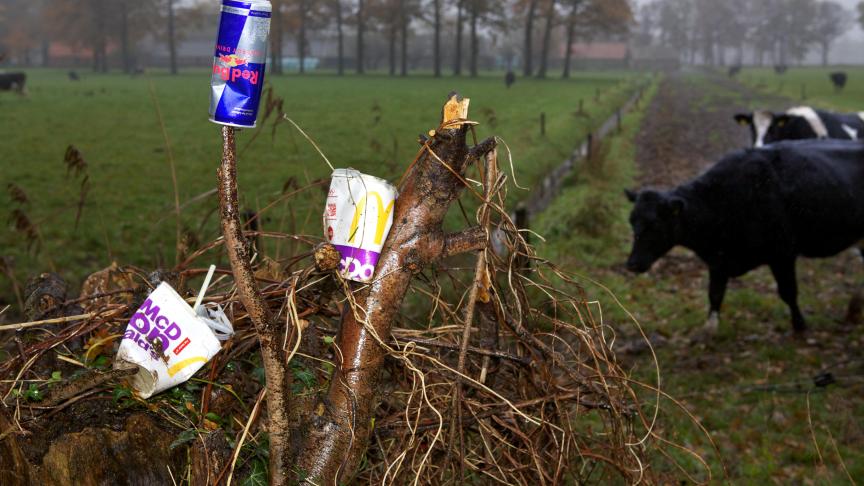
[624,189,638,203]
[669,196,686,215]
[734,114,752,126]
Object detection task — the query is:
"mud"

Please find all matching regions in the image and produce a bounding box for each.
[635,72,786,189]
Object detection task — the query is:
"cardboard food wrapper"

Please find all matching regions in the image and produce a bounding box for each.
[323,168,398,283]
[114,282,230,399]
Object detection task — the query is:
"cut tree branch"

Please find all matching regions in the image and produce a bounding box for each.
[217,126,294,486]
[294,94,496,483]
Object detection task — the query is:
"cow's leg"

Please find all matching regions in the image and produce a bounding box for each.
[770,259,807,332]
[704,269,729,333]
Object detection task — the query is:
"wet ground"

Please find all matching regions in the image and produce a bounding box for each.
[625,71,864,482]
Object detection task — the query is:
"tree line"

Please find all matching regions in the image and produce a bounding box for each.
[636,0,858,67]
[0,0,631,78]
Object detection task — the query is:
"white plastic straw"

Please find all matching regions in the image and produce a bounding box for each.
[193,265,216,312]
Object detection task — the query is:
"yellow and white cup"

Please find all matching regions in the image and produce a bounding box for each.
[323,169,398,283]
[114,282,225,398]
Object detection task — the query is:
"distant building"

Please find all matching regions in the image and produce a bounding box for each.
[629,45,681,71]
[562,42,630,70]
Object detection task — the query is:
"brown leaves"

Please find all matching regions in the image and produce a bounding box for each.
[64,145,87,178]
[6,183,28,205]
[63,145,90,230]
[8,208,39,253]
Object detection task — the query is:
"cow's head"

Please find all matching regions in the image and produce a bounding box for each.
[734,110,816,148]
[624,189,685,273]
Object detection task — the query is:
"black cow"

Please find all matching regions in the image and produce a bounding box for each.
[728,65,742,78]
[0,72,27,94]
[68,71,80,81]
[625,140,864,333]
[830,71,847,93]
[774,64,788,75]
[505,70,516,89]
[735,106,864,147]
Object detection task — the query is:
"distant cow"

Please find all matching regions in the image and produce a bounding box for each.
[728,65,742,78]
[68,71,80,81]
[735,106,864,147]
[774,64,788,74]
[830,71,847,92]
[625,140,864,333]
[505,70,516,89]
[0,72,26,94]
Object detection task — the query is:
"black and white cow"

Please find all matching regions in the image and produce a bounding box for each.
[0,72,27,94]
[625,140,864,333]
[735,107,864,147]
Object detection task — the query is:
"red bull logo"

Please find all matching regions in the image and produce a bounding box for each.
[213,63,260,85]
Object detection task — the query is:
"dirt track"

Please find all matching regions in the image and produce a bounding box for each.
[635,72,785,188]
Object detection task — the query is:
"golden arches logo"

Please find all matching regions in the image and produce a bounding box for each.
[348,192,395,245]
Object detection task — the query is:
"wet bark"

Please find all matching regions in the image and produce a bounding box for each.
[293,94,495,484]
[217,127,293,486]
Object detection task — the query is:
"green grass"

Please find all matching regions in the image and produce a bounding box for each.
[740,66,864,111]
[534,75,864,483]
[0,68,640,305]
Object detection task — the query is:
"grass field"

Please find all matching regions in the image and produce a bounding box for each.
[0,69,640,306]
[535,73,864,483]
[741,66,864,111]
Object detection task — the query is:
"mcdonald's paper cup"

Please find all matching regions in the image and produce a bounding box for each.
[114,282,223,398]
[323,169,397,283]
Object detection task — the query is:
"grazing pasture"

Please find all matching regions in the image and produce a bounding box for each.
[537,73,864,482]
[0,69,637,305]
[742,66,864,111]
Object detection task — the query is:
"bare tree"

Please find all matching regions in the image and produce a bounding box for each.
[400,0,417,76]
[522,0,538,76]
[454,0,465,75]
[469,0,482,77]
[813,1,851,66]
[561,0,581,78]
[296,0,308,74]
[536,0,556,78]
[328,0,345,75]
[270,0,284,74]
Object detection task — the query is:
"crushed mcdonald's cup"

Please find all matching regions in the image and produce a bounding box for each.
[113,282,233,398]
[323,169,398,283]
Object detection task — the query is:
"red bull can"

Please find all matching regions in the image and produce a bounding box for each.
[209,0,271,128]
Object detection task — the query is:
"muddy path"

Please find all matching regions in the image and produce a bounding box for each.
[635,72,786,188]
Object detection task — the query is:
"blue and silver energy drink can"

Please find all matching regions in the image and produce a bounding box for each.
[209,0,271,128]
